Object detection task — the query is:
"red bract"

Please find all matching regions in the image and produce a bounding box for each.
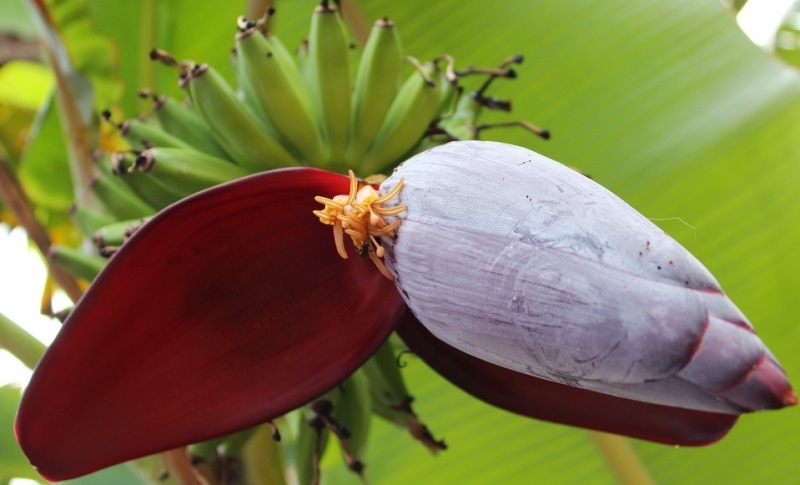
[15,168,402,481]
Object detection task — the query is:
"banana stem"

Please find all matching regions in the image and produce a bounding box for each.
[590,431,656,485]
[0,155,84,303]
[241,424,288,485]
[25,0,98,209]
[0,312,46,370]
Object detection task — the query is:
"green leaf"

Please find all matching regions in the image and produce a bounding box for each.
[47,0,121,111]
[0,0,36,38]
[0,385,40,480]
[0,61,54,110]
[0,61,53,163]
[62,463,142,485]
[317,0,800,483]
[86,0,254,117]
[4,0,799,483]
[17,93,75,212]
[0,312,45,370]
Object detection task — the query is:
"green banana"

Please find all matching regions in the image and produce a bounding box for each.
[109,151,184,209]
[239,424,287,485]
[133,147,249,198]
[362,338,413,423]
[94,217,148,250]
[90,171,157,220]
[105,111,195,152]
[362,337,447,452]
[147,93,231,159]
[188,436,222,463]
[234,23,325,164]
[70,204,115,238]
[48,244,106,281]
[433,55,459,119]
[345,17,403,166]
[358,57,442,174]
[286,406,330,485]
[306,1,352,164]
[230,20,283,140]
[218,426,259,458]
[331,372,370,474]
[439,54,550,141]
[437,92,482,141]
[187,63,301,171]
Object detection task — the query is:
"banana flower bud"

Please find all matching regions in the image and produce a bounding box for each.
[380,141,795,414]
[14,141,794,482]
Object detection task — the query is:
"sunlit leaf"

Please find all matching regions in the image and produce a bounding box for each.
[0,0,36,38]
[0,385,40,480]
[321,0,800,483]
[3,0,799,483]
[17,93,74,211]
[87,0,256,116]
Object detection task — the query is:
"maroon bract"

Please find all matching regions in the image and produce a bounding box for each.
[396,310,738,446]
[16,168,402,481]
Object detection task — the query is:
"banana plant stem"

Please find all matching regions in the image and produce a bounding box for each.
[0,312,46,369]
[0,156,84,303]
[26,0,98,209]
[590,431,656,485]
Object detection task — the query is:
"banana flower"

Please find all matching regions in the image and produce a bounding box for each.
[15,141,794,481]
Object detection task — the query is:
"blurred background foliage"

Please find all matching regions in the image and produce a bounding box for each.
[0,0,798,483]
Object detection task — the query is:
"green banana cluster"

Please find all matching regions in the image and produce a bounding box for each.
[50,2,548,481]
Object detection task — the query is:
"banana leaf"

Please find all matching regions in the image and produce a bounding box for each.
[0,0,797,483]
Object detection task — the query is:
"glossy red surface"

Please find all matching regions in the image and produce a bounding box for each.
[16,168,403,480]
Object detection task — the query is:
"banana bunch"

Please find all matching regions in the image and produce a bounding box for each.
[52,1,546,481]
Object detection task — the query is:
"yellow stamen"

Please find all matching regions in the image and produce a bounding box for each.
[333,221,347,259]
[313,172,406,280]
